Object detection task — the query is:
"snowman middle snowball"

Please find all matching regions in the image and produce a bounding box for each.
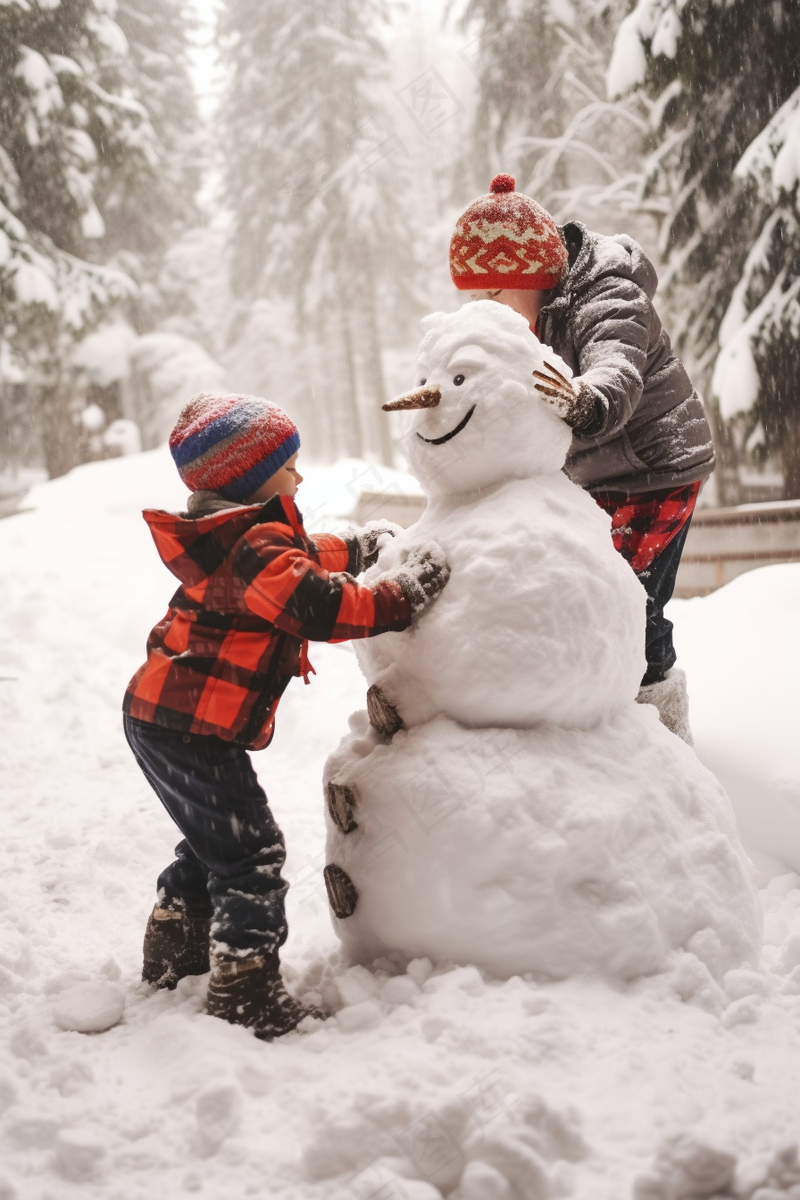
[358,301,646,732]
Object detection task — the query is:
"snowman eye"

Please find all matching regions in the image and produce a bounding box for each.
[419,378,427,386]
[453,374,465,386]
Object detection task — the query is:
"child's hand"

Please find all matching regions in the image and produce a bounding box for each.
[347,520,403,573]
[391,540,450,614]
[533,363,597,430]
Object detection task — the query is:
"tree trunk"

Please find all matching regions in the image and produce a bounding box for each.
[781,421,800,500]
[40,377,82,479]
[360,256,394,466]
[705,396,742,507]
[337,306,364,459]
[295,317,327,463]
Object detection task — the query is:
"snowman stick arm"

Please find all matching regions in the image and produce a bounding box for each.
[533,362,573,389]
[532,379,569,400]
[532,368,605,432]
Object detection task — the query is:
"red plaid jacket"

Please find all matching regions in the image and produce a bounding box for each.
[124,494,412,749]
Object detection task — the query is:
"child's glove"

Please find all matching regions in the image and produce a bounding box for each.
[346,520,403,573]
[532,362,599,431]
[390,541,450,614]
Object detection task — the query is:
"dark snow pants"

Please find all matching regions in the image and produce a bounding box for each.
[593,481,699,688]
[635,518,694,686]
[123,715,289,955]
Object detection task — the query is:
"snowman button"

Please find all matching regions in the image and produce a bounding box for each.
[324,865,358,919]
[327,782,358,834]
[367,684,403,738]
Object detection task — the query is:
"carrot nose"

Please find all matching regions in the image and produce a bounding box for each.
[382,385,441,412]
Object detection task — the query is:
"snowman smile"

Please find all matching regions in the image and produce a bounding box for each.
[418,405,476,445]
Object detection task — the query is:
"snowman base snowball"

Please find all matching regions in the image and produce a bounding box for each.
[323,709,760,980]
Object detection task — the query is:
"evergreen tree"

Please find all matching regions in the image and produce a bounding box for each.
[101,0,201,284]
[460,0,647,227]
[608,0,800,500]
[711,90,800,498]
[0,0,156,475]
[219,0,419,464]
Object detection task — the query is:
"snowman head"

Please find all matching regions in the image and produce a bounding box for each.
[386,301,573,498]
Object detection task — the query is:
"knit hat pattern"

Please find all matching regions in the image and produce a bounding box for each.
[450,174,569,291]
[169,392,300,503]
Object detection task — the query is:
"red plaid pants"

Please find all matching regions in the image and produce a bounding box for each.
[592,481,700,573]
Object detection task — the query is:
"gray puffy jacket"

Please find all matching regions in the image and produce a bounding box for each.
[538,222,715,496]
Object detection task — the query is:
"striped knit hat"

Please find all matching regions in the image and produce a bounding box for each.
[450,174,568,291]
[169,392,300,503]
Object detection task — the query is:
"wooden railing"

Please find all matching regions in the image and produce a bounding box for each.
[355,489,426,528]
[356,491,800,599]
[675,501,800,597]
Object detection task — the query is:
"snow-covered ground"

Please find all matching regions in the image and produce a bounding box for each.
[2,448,800,1200]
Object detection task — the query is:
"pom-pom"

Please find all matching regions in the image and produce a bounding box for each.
[489,173,515,194]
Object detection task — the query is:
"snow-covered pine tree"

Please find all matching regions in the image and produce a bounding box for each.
[88,0,204,448]
[219,0,418,464]
[101,0,200,276]
[608,0,800,500]
[461,0,647,229]
[460,0,566,194]
[710,91,800,498]
[0,0,156,476]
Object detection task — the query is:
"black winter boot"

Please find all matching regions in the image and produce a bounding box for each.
[142,902,211,989]
[205,952,324,1039]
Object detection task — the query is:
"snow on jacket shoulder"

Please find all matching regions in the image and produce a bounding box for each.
[123,493,412,749]
[538,222,715,496]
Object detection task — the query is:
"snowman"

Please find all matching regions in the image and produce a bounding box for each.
[322,302,761,982]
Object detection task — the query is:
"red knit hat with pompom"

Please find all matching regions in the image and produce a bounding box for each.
[449,174,568,291]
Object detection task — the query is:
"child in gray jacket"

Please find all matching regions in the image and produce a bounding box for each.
[449,173,714,743]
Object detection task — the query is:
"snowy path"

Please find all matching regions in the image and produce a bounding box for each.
[2,450,800,1199]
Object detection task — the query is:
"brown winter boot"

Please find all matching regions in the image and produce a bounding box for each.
[205,952,324,1040]
[142,902,211,989]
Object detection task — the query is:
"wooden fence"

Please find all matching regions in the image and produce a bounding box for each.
[356,491,800,599]
[674,501,800,597]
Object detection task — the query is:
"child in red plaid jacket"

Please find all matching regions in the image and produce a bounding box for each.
[123,392,449,1038]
